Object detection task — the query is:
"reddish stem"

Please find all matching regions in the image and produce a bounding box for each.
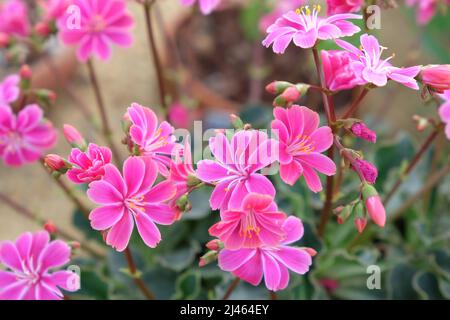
[341,88,369,119]
[124,247,156,300]
[222,277,240,300]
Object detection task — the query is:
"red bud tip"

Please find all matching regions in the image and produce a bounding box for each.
[44,154,66,171]
[265,82,277,94]
[354,218,367,233]
[35,22,51,37]
[63,124,84,146]
[365,195,386,227]
[70,241,81,249]
[44,221,57,234]
[0,32,10,48]
[198,258,206,267]
[206,239,220,251]
[19,65,32,80]
[305,248,317,257]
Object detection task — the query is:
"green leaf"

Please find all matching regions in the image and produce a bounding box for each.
[158,242,200,272]
[412,271,445,300]
[75,270,109,300]
[173,270,201,300]
[387,264,419,300]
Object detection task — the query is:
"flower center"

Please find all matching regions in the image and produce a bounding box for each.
[17,261,41,286]
[295,5,321,30]
[125,195,145,215]
[287,134,315,155]
[0,130,24,153]
[88,15,106,32]
[239,209,260,239]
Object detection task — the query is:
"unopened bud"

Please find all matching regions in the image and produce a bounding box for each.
[44,154,70,173]
[361,184,386,228]
[199,250,218,267]
[350,122,377,143]
[265,81,292,95]
[230,114,244,130]
[44,220,57,234]
[187,175,202,187]
[354,217,367,233]
[352,159,378,184]
[412,115,429,132]
[20,65,32,80]
[63,124,86,149]
[34,22,51,37]
[206,239,223,251]
[0,32,10,48]
[176,194,191,212]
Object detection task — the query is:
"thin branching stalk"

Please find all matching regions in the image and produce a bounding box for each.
[124,247,156,300]
[222,277,240,300]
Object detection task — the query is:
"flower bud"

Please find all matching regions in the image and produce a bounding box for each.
[0,32,10,48]
[199,250,218,267]
[20,65,32,80]
[304,247,317,257]
[34,22,51,37]
[361,184,386,227]
[420,64,450,93]
[412,115,429,132]
[352,159,378,184]
[187,174,202,187]
[44,154,70,173]
[69,241,81,250]
[176,194,191,212]
[63,124,86,149]
[265,81,292,95]
[350,122,377,143]
[354,217,367,233]
[273,86,301,107]
[44,220,57,234]
[206,239,223,251]
[230,114,244,130]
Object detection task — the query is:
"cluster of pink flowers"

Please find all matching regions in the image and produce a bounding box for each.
[0,231,79,300]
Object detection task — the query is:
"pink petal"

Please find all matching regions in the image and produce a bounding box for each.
[280,161,303,186]
[229,181,249,210]
[209,180,233,210]
[310,127,333,153]
[218,248,257,271]
[261,252,282,291]
[89,204,125,230]
[144,180,176,204]
[232,251,264,286]
[282,216,304,245]
[30,231,50,261]
[134,212,161,248]
[45,270,80,292]
[245,174,276,197]
[298,153,336,176]
[302,165,323,192]
[123,156,145,196]
[87,180,123,205]
[145,204,177,225]
[270,247,312,274]
[106,212,134,252]
[196,160,231,182]
[0,241,22,272]
[103,163,126,195]
[293,29,318,49]
[38,240,70,271]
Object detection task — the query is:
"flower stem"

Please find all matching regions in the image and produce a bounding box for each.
[86,59,122,163]
[0,191,103,258]
[383,124,443,205]
[269,291,278,300]
[312,48,335,123]
[124,247,156,300]
[142,0,168,111]
[222,277,240,300]
[341,88,369,119]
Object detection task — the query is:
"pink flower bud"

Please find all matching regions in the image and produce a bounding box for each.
[352,159,378,184]
[319,278,339,293]
[354,217,367,233]
[44,220,57,234]
[421,65,450,93]
[44,154,66,171]
[198,258,206,267]
[168,102,190,129]
[351,122,377,143]
[265,81,291,95]
[19,65,32,80]
[63,124,85,147]
[34,22,51,37]
[365,195,386,227]
[304,248,317,257]
[206,239,220,251]
[0,32,10,48]
[281,86,301,102]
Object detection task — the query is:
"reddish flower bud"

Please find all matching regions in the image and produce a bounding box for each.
[281,86,301,102]
[19,65,32,80]
[63,124,86,148]
[44,220,57,234]
[352,159,378,184]
[319,278,339,293]
[205,239,223,251]
[265,81,292,95]
[35,22,51,37]
[350,122,377,143]
[0,32,10,48]
[365,195,386,227]
[69,241,81,250]
[44,154,67,172]
[304,248,317,257]
[354,217,367,233]
[421,64,450,93]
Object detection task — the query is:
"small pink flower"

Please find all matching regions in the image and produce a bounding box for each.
[40,0,71,21]
[126,103,177,177]
[168,102,191,129]
[420,64,450,93]
[438,90,450,139]
[0,0,30,37]
[87,156,177,251]
[321,50,365,91]
[262,7,361,53]
[0,105,57,167]
[218,216,312,292]
[0,74,20,107]
[352,159,378,184]
[259,0,306,32]
[0,231,80,300]
[336,34,421,89]
[209,193,286,249]
[406,0,439,25]
[271,105,336,192]
[67,143,112,184]
[350,122,377,143]
[59,0,134,61]
[196,130,277,210]
[326,0,363,15]
[180,0,221,15]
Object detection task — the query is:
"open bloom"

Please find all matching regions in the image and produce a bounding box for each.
[196,130,277,210]
[87,156,177,251]
[0,74,20,107]
[321,50,365,91]
[126,103,177,177]
[218,216,313,291]
[209,193,286,249]
[0,0,30,37]
[336,34,421,89]
[271,105,336,192]
[420,64,450,93]
[0,231,80,300]
[259,0,306,32]
[438,90,450,139]
[59,0,134,61]
[0,105,57,167]
[326,0,363,15]
[180,0,221,15]
[67,143,112,184]
[262,6,361,53]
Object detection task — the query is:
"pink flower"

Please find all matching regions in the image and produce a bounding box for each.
[0,74,20,107]
[0,231,80,300]
[406,0,439,25]
[438,90,450,139]
[126,103,177,177]
[40,0,71,21]
[321,50,365,91]
[196,130,277,210]
[168,102,191,129]
[262,7,361,53]
[326,0,363,16]
[271,105,336,192]
[259,0,306,32]
[0,104,57,167]
[218,216,313,291]
[180,0,221,15]
[420,64,450,93]
[209,193,286,249]
[336,34,421,89]
[350,122,377,143]
[87,156,177,251]
[67,143,112,184]
[59,0,134,61]
[0,0,30,37]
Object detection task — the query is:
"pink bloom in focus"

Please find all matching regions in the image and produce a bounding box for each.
[420,64,450,93]
[218,216,312,292]
[0,74,20,107]
[67,143,112,184]
[180,0,221,15]
[406,0,439,25]
[271,105,336,192]
[350,122,377,143]
[259,0,306,32]
[0,231,80,300]
[209,193,286,249]
[196,130,277,210]
[326,0,363,16]
[87,156,177,251]
[40,0,71,21]
[0,105,57,167]
[168,102,191,129]
[126,103,177,177]
[438,90,450,139]
[262,7,361,53]
[0,0,30,37]
[336,34,421,89]
[59,0,134,61]
[321,50,365,91]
